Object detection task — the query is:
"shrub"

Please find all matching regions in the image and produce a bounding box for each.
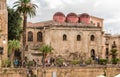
[111,58,119,64]
[2,59,11,67]
[56,58,64,66]
[70,60,79,65]
[85,58,93,65]
[27,61,34,67]
[99,59,108,65]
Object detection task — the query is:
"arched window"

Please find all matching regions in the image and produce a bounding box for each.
[97,22,100,27]
[77,35,81,41]
[90,35,95,41]
[91,49,95,60]
[28,31,33,42]
[37,32,42,42]
[106,48,109,59]
[63,34,67,41]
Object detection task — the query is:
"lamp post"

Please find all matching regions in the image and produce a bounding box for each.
[2,39,6,44]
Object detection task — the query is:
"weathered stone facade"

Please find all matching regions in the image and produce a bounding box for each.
[104,34,120,59]
[43,25,103,58]
[26,12,104,60]
[0,0,8,67]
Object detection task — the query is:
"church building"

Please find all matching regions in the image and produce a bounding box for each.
[26,12,105,60]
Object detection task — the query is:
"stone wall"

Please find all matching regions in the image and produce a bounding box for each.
[0,0,8,67]
[26,25,104,60]
[44,26,103,59]
[0,68,27,77]
[0,66,120,77]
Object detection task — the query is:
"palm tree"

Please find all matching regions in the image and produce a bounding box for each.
[39,44,53,66]
[8,40,21,67]
[13,0,38,60]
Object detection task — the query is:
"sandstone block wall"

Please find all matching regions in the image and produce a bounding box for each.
[0,66,120,77]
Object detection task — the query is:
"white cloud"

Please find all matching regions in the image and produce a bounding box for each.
[7,0,120,34]
[44,0,64,9]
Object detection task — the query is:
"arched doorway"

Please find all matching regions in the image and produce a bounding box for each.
[105,48,109,59]
[14,50,21,60]
[91,49,95,60]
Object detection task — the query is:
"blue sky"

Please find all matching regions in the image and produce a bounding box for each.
[7,0,120,34]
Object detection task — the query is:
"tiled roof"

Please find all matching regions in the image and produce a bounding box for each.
[27,20,98,28]
[90,16,104,20]
[27,19,102,28]
[27,20,53,27]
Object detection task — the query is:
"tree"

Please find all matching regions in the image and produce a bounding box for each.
[13,0,38,60]
[39,44,53,66]
[110,48,117,59]
[110,48,118,64]
[8,40,21,67]
[8,7,22,40]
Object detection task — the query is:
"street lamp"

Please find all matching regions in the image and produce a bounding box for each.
[2,39,6,44]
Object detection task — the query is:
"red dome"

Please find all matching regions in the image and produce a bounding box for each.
[53,12,65,23]
[66,12,78,23]
[79,13,90,24]
[67,13,78,17]
[80,13,90,17]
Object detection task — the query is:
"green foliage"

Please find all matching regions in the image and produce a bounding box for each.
[13,0,38,17]
[99,59,108,65]
[8,40,21,55]
[56,58,64,66]
[85,58,93,65]
[110,48,118,59]
[110,48,118,64]
[26,61,34,67]
[70,60,80,65]
[111,58,119,64]
[13,0,38,59]
[8,7,22,40]
[39,44,53,55]
[39,44,53,66]
[2,59,11,67]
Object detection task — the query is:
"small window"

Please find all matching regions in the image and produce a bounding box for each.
[97,22,100,27]
[91,21,93,24]
[63,34,67,41]
[37,32,42,42]
[77,35,81,41]
[106,48,109,59]
[28,31,33,42]
[90,35,95,41]
[91,49,95,60]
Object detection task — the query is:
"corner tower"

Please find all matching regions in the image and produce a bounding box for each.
[0,0,8,64]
